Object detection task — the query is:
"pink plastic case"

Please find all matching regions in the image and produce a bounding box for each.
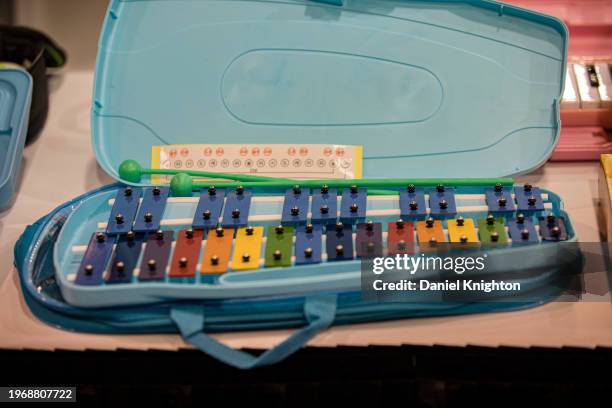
[508,0,612,161]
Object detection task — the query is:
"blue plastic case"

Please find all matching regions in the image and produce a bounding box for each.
[92,0,566,181]
[14,0,582,369]
[0,68,32,210]
[51,185,578,308]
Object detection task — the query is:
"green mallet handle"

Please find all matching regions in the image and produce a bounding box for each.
[141,167,293,183]
[170,174,514,196]
[118,159,297,183]
[190,178,515,189]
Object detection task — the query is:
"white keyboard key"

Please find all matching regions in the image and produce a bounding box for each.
[561,68,580,109]
[573,63,601,109]
[595,62,612,108]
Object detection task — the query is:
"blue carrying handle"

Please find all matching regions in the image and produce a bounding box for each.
[170,294,337,369]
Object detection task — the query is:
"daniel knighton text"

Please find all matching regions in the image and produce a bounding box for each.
[368,254,522,294]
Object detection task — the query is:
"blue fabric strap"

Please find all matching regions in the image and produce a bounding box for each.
[170,294,337,369]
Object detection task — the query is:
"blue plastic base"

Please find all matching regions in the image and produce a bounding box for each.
[53,184,578,308]
[0,68,32,210]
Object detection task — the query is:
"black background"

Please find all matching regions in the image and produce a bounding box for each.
[1,345,610,407]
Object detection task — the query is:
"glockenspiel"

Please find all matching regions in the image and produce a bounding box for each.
[52,160,576,308]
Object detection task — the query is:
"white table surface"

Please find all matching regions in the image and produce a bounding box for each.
[0,71,610,352]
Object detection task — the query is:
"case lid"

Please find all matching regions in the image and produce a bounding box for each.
[92,0,567,185]
[0,67,32,209]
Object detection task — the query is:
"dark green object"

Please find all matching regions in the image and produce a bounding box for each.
[264,226,294,267]
[477,217,508,245]
[0,25,67,143]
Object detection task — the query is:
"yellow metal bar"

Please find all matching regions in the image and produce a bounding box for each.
[231,226,264,271]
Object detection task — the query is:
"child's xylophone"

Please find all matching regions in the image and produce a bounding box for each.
[56,160,575,308]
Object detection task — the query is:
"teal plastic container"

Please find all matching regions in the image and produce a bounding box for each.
[92,0,566,182]
[0,68,32,210]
